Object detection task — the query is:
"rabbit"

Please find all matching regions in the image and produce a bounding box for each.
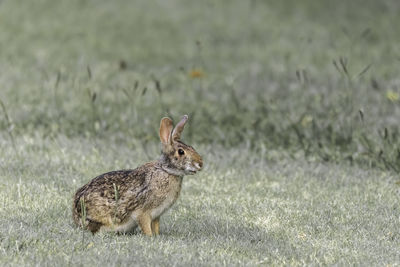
[72,115,203,236]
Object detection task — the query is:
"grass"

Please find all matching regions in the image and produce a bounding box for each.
[1,0,400,171]
[1,135,399,265]
[1,0,400,265]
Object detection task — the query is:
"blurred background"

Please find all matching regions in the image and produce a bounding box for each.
[1,1,400,265]
[1,0,400,171]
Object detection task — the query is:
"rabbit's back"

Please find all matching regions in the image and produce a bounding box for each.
[72,162,182,233]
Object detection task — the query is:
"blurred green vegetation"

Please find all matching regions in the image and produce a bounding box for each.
[1,0,400,170]
[1,1,400,265]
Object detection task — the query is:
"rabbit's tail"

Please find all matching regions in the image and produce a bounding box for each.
[72,189,103,234]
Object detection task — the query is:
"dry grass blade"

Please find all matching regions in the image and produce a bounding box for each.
[155,79,162,94]
[357,63,372,77]
[87,65,92,80]
[332,60,342,75]
[358,109,364,122]
[0,99,18,156]
[339,57,349,76]
[360,28,371,39]
[296,70,301,82]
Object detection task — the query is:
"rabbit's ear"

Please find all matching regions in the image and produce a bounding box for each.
[171,115,188,142]
[159,117,174,145]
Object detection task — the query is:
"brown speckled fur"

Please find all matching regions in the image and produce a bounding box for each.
[72,115,203,236]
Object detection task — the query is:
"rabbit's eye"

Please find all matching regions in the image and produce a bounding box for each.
[178,149,185,155]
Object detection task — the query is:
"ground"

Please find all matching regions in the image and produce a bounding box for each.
[0,0,399,266]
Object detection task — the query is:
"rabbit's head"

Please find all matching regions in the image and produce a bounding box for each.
[159,115,203,176]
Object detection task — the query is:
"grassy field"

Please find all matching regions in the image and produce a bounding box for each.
[1,0,400,265]
[1,135,399,265]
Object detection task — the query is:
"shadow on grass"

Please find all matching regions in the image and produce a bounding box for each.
[161,214,298,260]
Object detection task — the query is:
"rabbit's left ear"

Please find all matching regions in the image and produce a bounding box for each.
[159,117,174,145]
[171,115,188,142]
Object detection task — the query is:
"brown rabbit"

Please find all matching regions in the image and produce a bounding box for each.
[72,115,203,236]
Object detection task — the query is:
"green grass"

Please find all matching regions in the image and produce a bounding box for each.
[1,135,399,265]
[1,0,400,265]
[1,0,400,170]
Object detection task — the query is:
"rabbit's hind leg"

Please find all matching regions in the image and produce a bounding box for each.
[86,218,103,234]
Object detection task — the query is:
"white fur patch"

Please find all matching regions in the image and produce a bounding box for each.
[101,211,139,234]
[150,190,178,219]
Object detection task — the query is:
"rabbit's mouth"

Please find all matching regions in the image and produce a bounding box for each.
[184,168,197,175]
[185,165,202,175]
[184,161,202,175]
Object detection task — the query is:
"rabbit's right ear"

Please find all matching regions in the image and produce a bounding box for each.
[159,117,174,145]
[171,115,188,142]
